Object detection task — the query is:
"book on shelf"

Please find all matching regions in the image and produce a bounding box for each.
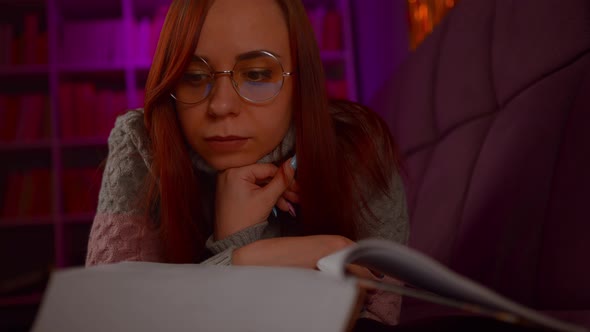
[59,82,126,139]
[61,19,125,66]
[15,94,48,141]
[31,239,587,332]
[306,4,344,52]
[1,169,51,219]
[0,95,17,141]
[0,94,48,142]
[0,23,14,65]
[0,12,47,66]
[23,13,39,65]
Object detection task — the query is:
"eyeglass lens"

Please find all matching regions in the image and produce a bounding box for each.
[175,53,286,104]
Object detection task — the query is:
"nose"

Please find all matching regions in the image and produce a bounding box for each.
[207,72,240,118]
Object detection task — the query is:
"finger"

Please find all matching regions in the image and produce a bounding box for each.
[276,197,289,212]
[276,197,297,217]
[288,180,299,193]
[345,264,382,293]
[261,157,296,201]
[235,163,280,184]
[282,190,299,203]
[345,264,374,280]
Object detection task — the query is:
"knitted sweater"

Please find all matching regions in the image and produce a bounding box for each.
[86,109,409,324]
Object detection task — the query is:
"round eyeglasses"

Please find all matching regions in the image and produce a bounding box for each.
[170,50,293,104]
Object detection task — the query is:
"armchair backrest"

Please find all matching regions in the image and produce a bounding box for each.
[372,0,590,324]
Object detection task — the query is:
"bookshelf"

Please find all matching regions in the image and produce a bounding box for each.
[0,0,358,317]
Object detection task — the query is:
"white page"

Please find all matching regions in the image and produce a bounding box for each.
[32,262,360,332]
[318,239,587,332]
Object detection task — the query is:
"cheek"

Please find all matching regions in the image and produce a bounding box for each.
[260,101,292,142]
[176,105,205,142]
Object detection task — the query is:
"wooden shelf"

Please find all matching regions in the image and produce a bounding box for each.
[57,63,126,73]
[0,217,53,228]
[60,137,108,148]
[320,50,347,61]
[63,212,95,224]
[0,140,52,152]
[0,65,49,76]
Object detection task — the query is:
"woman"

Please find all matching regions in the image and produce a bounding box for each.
[86,0,409,326]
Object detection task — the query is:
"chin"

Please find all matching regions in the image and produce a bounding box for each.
[205,155,260,171]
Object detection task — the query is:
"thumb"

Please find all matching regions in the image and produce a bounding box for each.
[262,156,297,201]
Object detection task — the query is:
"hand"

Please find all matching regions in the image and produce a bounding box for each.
[214,158,296,240]
[346,264,385,294]
[233,235,355,268]
[276,178,299,216]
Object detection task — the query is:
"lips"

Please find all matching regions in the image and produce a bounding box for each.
[205,135,248,142]
[204,135,250,152]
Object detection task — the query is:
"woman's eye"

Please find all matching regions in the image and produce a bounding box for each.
[242,69,272,82]
[182,72,210,85]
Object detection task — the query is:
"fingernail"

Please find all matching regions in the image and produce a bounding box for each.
[287,202,296,217]
[369,270,385,279]
[272,207,278,218]
[290,155,297,170]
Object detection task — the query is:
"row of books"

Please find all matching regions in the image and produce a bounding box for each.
[1,169,52,218]
[60,6,168,66]
[60,19,127,66]
[0,78,347,144]
[0,13,49,66]
[0,4,346,67]
[59,82,137,139]
[326,79,349,99]
[0,94,51,142]
[56,3,344,66]
[0,84,134,142]
[306,5,344,51]
[1,168,102,219]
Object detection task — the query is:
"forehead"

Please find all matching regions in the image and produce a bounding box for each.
[196,0,290,65]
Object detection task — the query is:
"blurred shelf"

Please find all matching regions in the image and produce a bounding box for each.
[0,216,53,228]
[57,63,126,73]
[320,50,347,61]
[63,212,94,224]
[59,137,108,148]
[134,61,152,71]
[0,65,49,76]
[57,0,122,19]
[0,214,95,227]
[0,293,43,307]
[0,140,52,152]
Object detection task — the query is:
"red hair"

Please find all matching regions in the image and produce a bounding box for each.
[142,0,400,263]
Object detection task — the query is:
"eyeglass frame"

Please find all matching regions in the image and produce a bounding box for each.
[170,50,294,105]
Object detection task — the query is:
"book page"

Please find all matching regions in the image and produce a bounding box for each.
[318,239,587,332]
[32,262,361,332]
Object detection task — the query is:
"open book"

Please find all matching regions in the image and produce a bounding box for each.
[32,262,363,332]
[318,239,588,332]
[32,239,587,332]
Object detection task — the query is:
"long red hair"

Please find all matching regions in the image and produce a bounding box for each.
[143,0,400,263]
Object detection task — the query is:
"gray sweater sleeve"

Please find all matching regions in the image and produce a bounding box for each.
[200,222,273,266]
[93,110,278,266]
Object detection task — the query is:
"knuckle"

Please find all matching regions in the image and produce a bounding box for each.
[332,235,353,250]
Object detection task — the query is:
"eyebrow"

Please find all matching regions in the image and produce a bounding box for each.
[191,50,283,63]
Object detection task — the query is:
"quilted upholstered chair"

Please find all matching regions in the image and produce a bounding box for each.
[371,0,590,327]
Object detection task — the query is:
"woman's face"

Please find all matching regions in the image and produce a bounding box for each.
[175,0,293,171]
